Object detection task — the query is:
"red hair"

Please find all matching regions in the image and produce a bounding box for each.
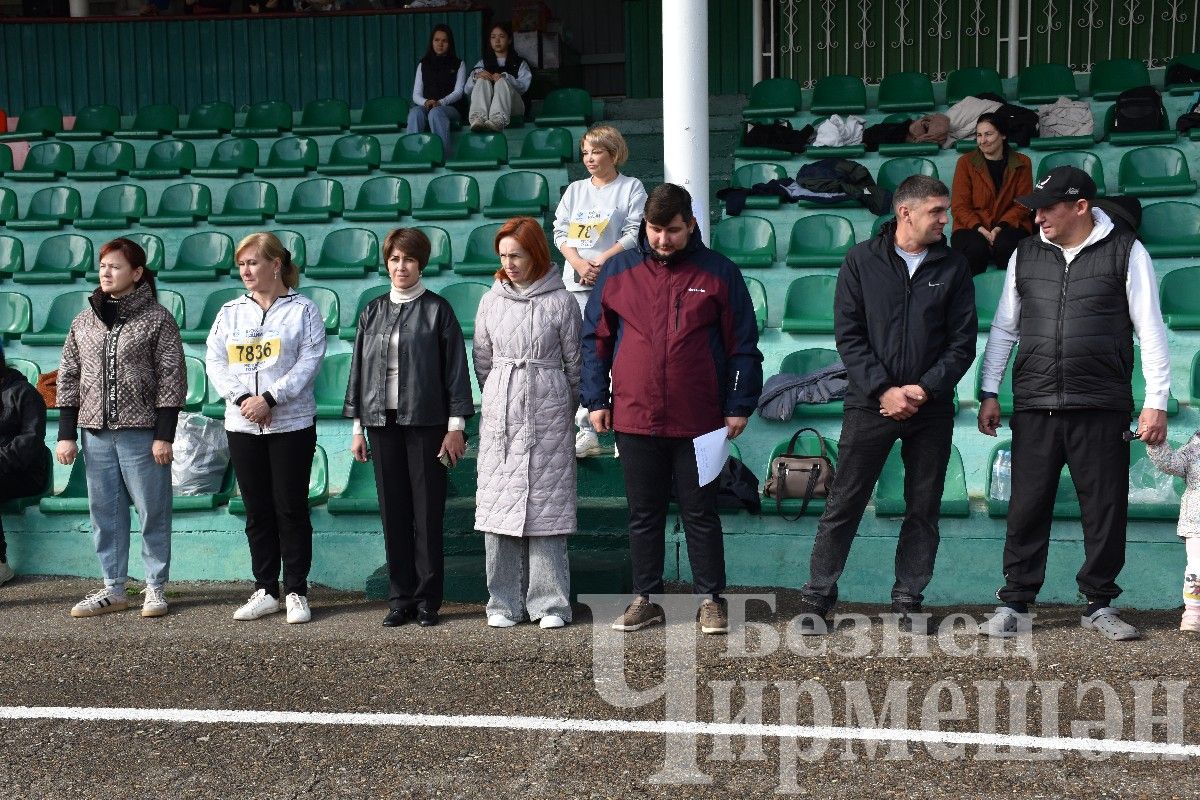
[99,237,156,296]
[493,216,552,284]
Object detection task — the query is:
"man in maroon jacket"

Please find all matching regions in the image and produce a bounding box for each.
[582,183,764,635]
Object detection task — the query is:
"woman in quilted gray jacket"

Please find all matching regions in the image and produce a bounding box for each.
[55,237,186,619]
[473,217,582,629]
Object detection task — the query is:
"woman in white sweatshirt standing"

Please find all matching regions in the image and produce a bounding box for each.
[552,124,646,457]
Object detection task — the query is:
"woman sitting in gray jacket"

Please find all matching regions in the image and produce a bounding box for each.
[205,232,326,625]
[344,228,474,629]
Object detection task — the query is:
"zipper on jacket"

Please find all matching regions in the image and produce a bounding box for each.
[674,292,682,331]
[254,303,271,433]
[1056,258,1069,407]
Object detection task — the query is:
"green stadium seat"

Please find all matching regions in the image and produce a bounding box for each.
[0,235,22,277]
[175,101,235,139]
[1139,201,1200,257]
[234,100,294,138]
[209,180,278,225]
[1165,52,1200,95]
[339,284,391,339]
[0,105,62,142]
[305,228,379,279]
[482,171,549,218]
[319,134,382,176]
[745,276,767,332]
[5,357,39,383]
[536,87,594,126]
[761,432,839,517]
[351,95,407,134]
[143,182,211,227]
[295,98,350,135]
[122,103,179,139]
[122,233,166,275]
[0,145,10,176]
[876,157,939,193]
[711,216,775,268]
[777,348,844,417]
[1036,150,1107,196]
[171,463,237,511]
[59,104,121,141]
[157,287,185,328]
[181,287,244,344]
[160,231,235,283]
[381,132,444,173]
[8,141,75,182]
[1090,58,1151,100]
[0,187,16,225]
[192,138,259,178]
[973,270,1006,331]
[0,291,32,339]
[344,176,411,222]
[946,67,1005,104]
[729,162,789,209]
[809,74,867,115]
[509,127,573,168]
[327,456,380,514]
[1100,104,1177,146]
[183,355,207,411]
[1017,63,1079,104]
[296,285,340,334]
[75,184,147,230]
[1117,146,1196,196]
[1027,133,1097,151]
[412,174,480,220]
[231,445,329,513]
[781,275,837,333]
[418,225,452,272]
[8,188,82,231]
[875,442,970,517]
[1161,266,1200,329]
[440,281,489,338]
[276,177,344,224]
[274,229,307,272]
[39,456,91,514]
[23,289,91,344]
[256,136,319,178]
[453,222,504,276]
[742,78,803,119]
[130,139,197,180]
[445,131,508,170]
[784,214,854,267]
[877,71,935,112]
[1132,344,1178,415]
[313,352,352,418]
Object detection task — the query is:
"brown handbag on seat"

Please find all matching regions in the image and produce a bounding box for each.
[35,370,58,410]
[763,427,835,521]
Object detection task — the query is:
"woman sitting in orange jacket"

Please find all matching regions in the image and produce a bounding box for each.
[950,113,1034,275]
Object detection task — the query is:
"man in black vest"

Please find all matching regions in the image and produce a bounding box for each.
[977,166,1170,641]
[797,175,977,635]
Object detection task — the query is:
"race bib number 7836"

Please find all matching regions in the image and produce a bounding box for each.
[226,327,283,374]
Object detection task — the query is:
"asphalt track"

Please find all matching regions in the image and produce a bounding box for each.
[2,577,1199,799]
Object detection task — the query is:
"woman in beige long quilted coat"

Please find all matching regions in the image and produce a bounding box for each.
[473,217,582,630]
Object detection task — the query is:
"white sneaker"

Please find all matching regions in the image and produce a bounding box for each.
[71,586,129,618]
[141,585,168,618]
[233,588,280,621]
[0,562,13,587]
[575,430,603,458]
[487,614,518,628]
[285,593,311,624]
[539,614,566,629]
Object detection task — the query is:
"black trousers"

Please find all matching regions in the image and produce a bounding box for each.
[950,226,1031,276]
[227,426,317,598]
[801,408,954,612]
[999,409,1131,605]
[367,418,448,612]
[0,467,46,564]
[617,432,726,596]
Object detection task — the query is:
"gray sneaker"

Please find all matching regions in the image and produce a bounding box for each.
[698,598,729,635]
[978,606,1032,638]
[1081,607,1140,641]
[612,596,665,631]
[0,561,13,587]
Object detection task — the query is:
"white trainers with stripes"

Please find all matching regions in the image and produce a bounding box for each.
[71,586,129,618]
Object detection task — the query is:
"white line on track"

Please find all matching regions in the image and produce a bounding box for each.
[1,706,1197,757]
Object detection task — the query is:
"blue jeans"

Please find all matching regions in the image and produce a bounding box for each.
[82,428,172,589]
[406,103,459,154]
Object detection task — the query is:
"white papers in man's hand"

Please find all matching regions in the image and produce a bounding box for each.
[693,427,730,487]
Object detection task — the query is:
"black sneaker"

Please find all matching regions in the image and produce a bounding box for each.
[891,602,935,635]
[796,598,830,636]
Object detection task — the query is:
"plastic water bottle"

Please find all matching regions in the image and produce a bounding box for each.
[991,450,1011,501]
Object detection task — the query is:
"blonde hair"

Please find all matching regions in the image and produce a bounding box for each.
[236,232,299,289]
[581,124,629,168]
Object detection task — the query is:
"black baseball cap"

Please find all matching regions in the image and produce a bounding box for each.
[1017,165,1097,210]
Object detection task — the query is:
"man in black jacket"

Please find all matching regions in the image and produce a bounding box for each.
[798,175,977,633]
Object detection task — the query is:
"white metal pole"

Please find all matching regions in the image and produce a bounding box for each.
[1007,0,1020,77]
[752,0,764,84]
[662,0,710,242]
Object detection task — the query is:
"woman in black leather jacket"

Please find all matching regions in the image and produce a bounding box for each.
[343,228,474,628]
